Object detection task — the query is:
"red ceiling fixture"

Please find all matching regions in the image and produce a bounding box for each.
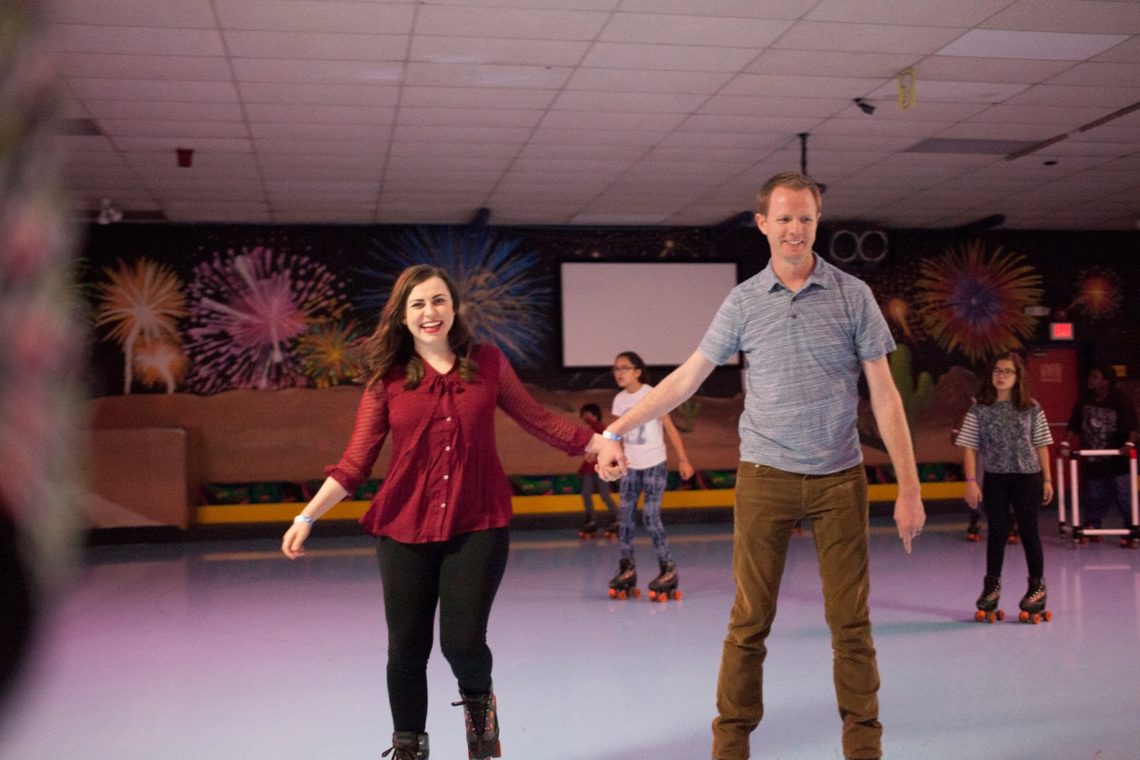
[176,147,193,168]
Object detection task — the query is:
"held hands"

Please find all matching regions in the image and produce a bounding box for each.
[595,436,627,481]
[281,520,311,559]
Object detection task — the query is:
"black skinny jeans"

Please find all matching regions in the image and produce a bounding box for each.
[982,472,1044,579]
[376,527,510,733]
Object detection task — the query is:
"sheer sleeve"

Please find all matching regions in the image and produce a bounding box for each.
[495,354,592,456]
[324,386,390,494]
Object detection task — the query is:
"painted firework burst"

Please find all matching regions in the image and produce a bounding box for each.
[358,227,552,366]
[296,320,365,389]
[185,246,349,393]
[94,258,187,393]
[1069,266,1122,321]
[915,240,1043,364]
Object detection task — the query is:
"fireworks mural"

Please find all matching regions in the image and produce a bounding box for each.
[914,240,1043,365]
[1069,266,1123,321]
[184,246,350,394]
[358,226,552,367]
[296,319,366,389]
[94,258,188,393]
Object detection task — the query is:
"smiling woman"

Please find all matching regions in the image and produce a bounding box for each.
[279,263,605,760]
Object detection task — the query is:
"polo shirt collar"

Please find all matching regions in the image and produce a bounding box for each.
[760,252,834,293]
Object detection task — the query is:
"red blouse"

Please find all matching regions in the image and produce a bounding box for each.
[326,343,593,542]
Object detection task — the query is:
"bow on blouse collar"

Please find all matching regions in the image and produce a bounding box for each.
[428,371,465,396]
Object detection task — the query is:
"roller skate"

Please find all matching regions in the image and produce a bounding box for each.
[1018,576,1052,624]
[382,731,429,760]
[608,558,639,600]
[647,559,682,602]
[452,687,501,759]
[966,512,982,542]
[577,518,598,539]
[974,574,1004,623]
[603,519,619,539]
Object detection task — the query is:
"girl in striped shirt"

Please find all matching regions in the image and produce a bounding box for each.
[955,351,1054,623]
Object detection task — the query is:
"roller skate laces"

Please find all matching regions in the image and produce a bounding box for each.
[381,731,429,760]
[974,575,1004,623]
[452,688,501,759]
[1018,577,1052,624]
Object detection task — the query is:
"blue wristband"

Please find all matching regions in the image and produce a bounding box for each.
[602,430,622,442]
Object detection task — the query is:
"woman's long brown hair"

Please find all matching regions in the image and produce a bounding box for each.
[361,265,477,390]
[977,351,1033,410]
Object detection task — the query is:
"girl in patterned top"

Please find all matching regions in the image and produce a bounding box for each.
[955,352,1054,623]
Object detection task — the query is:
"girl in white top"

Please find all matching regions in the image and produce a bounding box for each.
[607,351,694,600]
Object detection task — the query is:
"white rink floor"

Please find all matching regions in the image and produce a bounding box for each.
[2,511,1138,760]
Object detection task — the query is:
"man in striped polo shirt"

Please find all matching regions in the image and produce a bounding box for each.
[596,171,925,760]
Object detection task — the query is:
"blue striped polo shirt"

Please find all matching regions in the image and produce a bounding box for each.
[698,254,895,475]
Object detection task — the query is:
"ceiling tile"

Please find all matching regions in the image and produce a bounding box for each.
[720,74,884,99]
[404,62,573,89]
[981,0,1140,34]
[411,36,590,67]
[397,107,543,128]
[232,58,404,85]
[85,100,245,122]
[775,21,963,54]
[540,110,686,131]
[98,120,250,139]
[567,67,732,93]
[415,5,609,39]
[47,0,217,27]
[224,30,409,60]
[245,103,396,125]
[807,0,1010,26]
[553,90,709,112]
[48,24,225,55]
[601,13,791,47]
[918,56,1074,83]
[214,0,416,34]
[57,54,232,81]
[1046,62,1140,87]
[67,78,239,102]
[582,43,759,72]
[937,30,1128,61]
[399,86,557,110]
[238,82,400,106]
[745,49,919,78]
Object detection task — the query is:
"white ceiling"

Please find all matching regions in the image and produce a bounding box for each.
[52,0,1140,230]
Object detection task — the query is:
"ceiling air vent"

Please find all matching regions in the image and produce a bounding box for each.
[904,138,1038,155]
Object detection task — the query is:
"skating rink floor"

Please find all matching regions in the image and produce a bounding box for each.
[2,509,1138,760]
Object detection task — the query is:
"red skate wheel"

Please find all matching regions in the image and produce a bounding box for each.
[1043,610,1052,622]
[996,609,1004,621]
[608,588,617,599]
[632,588,641,598]
[974,610,986,622]
[648,590,658,601]
[672,590,683,601]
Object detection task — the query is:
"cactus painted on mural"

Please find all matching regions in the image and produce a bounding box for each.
[890,345,933,435]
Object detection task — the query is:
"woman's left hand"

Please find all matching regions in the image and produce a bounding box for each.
[1042,481,1054,504]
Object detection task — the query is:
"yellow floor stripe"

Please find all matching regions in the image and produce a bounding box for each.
[196,482,967,526]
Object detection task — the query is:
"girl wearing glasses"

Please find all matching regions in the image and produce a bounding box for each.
[607,351,694,601]
[954,352,1054,624]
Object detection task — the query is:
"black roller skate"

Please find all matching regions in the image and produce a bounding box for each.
[603,519,619,539]
[608,558,639,600]
[578,518,598,539]
[974,574,1004,623]
[647,559,682,602]
[452,687,501,759]
[966,511,982,542]
[1018,576,1052,624]
[382,731,429,760]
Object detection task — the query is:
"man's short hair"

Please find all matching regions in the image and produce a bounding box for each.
[756,172,823,216]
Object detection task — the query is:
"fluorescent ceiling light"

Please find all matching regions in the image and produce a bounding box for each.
[936,30,1128,61]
